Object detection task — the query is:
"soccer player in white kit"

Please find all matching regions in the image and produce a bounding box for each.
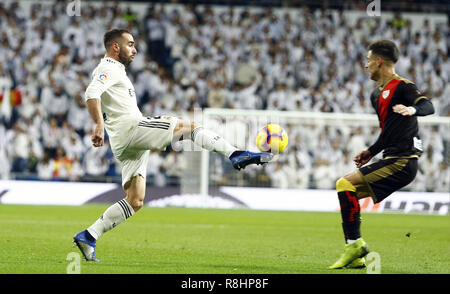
[73,29,272,261]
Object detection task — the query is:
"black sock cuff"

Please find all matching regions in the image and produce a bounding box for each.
[85,230,96,242]
[117,199,133,219]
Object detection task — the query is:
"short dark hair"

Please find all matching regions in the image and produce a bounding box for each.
[103,29,130,50]
[368,40,399,64]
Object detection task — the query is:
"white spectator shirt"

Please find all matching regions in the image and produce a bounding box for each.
[85,57,142,156]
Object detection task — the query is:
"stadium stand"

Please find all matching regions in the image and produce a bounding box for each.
[0,0,448,192]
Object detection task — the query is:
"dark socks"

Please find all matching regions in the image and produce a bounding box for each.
[338,190,361,242]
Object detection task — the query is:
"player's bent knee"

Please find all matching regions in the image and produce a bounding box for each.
[124,175,146,212]
[131,199,144,211]
[125,188,145,211]
[336,177,356,192]
[125,193,144,212]
[185,121,199,133]
[174,120,199,138]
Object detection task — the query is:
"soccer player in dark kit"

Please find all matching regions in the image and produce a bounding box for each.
[329,40,435,269]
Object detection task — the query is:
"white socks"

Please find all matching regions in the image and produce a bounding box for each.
[191,126,237,158]
[87,199,135,240]
[347,238,361,245]
[86,127,237,241]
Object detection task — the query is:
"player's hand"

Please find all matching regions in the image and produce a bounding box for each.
[354,150,372,168]
[92,123,104,147]
[393,104,416,116]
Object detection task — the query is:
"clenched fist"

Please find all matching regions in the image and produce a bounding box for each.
[92,123,104,147]
[354,150,372,168]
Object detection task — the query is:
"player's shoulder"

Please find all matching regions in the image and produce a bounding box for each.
[394,75,416,87]
[370,86,380,98]
[393,75,425,101]
[90,59,118,81]
[95,58,117,72]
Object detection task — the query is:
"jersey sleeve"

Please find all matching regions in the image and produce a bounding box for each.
[368,133,384,156]
[400,81,428,106]
[400,81,434,116]
[85,67,117,101]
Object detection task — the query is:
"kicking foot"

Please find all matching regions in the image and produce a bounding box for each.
[229,151,273,170]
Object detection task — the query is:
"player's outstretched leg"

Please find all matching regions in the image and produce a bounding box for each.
[175,121,273,170]
[174,120,273,170]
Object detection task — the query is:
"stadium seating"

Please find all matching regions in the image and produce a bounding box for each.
[0,1,448,192]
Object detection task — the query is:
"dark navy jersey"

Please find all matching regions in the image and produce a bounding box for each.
[368,74,434,158]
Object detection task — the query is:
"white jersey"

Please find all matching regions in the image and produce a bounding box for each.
[85,57,143,156]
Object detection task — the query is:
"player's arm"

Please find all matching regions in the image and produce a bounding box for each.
[392,82,435,116]
[85,69,115,147]
[354,92,382,168]
[86,98,104,147]
[354,135,382,168]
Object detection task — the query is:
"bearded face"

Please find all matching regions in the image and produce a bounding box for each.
[365,50,381,82]
[117,33,136,67]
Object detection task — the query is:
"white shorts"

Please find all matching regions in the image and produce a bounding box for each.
[119,116,178,188]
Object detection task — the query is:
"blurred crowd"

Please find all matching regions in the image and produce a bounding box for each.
[221,123,450,193]
[0,1,448,192]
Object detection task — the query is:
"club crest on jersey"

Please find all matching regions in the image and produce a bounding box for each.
[382,90,390,99]
[98,74,107,82]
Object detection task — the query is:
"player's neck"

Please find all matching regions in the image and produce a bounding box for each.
[104,54,126,69]
[377,67,396,87]
[105,53,120,63]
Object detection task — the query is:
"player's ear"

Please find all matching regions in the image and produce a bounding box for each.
[377,56,383,67]
[111,41,120,53]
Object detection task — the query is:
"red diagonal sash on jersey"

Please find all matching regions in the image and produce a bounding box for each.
[378,78,402,134]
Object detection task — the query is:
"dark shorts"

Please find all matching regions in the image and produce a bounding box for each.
[357,157,418,203]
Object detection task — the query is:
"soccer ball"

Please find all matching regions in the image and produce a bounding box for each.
[256,124,288,154]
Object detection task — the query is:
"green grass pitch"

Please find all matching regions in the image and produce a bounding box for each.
[0,204,448,274]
